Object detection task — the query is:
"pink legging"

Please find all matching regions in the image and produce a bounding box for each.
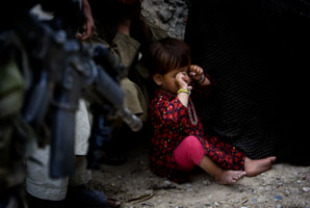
[173,136,205,171]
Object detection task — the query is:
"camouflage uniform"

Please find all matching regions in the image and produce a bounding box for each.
[0,52,27,206]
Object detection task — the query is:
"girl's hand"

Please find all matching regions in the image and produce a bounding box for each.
[176,72,191,89]
[188,65,204,82]
[188,65,211,86]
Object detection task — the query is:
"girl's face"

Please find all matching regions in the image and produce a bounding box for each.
[154,66,191,94]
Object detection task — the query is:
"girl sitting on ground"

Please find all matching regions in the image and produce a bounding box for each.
[146,37,276,184]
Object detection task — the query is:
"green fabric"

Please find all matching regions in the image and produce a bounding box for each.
[0,57,26,190]
[112,32,140,68]
[0,57,25,119]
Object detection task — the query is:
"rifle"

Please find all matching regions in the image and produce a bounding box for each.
[12,12,142,178]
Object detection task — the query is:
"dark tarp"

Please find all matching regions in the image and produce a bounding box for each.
[184,0,310,165]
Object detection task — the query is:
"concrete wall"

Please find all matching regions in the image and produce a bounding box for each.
[141,0,188,39]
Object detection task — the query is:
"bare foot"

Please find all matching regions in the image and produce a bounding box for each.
[215,170,246,185]
[244,156,276,177]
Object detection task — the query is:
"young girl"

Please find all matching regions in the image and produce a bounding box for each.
[147,37,276,184]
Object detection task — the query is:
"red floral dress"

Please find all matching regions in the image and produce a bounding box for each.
[149,77,245,183]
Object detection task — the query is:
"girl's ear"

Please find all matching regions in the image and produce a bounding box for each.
[153,74,163,86]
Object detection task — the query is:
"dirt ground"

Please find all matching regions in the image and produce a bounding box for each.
[89,143,310,208]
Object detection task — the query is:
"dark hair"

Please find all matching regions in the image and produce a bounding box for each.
[145,37,191,75]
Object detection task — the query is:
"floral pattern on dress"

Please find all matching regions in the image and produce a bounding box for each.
[149,75,245,183]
